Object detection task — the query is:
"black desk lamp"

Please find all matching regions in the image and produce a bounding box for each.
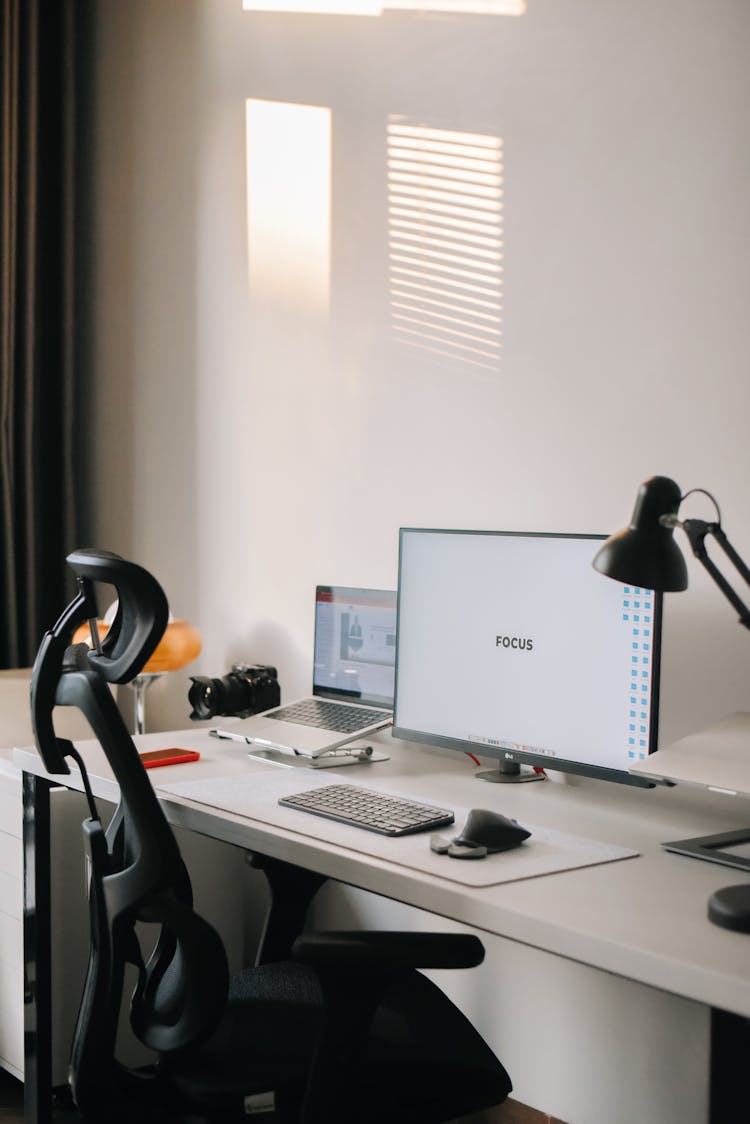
[593,475,750,627]
[593,475,750,933]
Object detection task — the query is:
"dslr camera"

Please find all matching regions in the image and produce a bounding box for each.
[188,663,280,721]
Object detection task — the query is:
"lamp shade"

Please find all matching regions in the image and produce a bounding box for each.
[592,476,689,592]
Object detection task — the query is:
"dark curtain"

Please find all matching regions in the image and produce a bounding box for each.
[0,0,89,667]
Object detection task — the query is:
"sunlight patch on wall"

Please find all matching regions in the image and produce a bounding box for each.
[245,100,331,314]
[242,0,524,15]
[387,119,504,372]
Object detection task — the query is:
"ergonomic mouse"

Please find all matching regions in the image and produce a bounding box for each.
[453,808,531,854]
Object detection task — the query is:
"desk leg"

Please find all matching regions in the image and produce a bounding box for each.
[247,853,327,965]
[709,1007,750,1123]
[23,772,52,1124]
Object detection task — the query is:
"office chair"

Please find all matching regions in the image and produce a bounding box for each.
[30,549,512,1123]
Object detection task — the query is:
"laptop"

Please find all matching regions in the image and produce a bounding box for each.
[211,586,396,762]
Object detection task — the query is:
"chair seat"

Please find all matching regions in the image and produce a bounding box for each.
[163,962,321,1115]
[164,961,511,1123]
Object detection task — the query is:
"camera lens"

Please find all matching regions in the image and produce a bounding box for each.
[188,677,225,720]
[188,673,260,720]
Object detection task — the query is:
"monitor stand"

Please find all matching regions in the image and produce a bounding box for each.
[475,761,546,784]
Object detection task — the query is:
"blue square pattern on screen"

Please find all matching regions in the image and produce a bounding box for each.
[623,588,652,761]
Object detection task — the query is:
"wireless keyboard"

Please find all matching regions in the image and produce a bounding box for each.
[278,783,454,837]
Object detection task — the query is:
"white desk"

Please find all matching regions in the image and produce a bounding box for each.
[15,728,750,1122]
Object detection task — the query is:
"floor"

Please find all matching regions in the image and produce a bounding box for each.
[0,1069,22,1122]
[0,1071,81,1124]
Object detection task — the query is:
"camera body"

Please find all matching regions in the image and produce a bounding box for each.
[188,663,280,721]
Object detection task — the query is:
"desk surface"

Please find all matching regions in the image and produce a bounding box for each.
[14,727,750,1020]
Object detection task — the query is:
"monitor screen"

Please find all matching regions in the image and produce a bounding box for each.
[313,586,397,707]
[393,529,662,786]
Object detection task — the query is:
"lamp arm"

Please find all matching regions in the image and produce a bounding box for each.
[681,519,750,630]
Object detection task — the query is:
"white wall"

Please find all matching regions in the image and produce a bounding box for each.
[85,1,750,1119]
[88,0,750,743]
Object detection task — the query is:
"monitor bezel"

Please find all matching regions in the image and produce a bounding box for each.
[392,528,662,789]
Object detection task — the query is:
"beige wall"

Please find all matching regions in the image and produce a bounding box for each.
[83,2,750,1119]
[87,0,750,743]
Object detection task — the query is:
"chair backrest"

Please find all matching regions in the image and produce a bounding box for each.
[31,550,229,1114]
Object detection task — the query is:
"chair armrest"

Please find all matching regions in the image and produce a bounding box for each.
[292,930,484,970]
[293,931,486,1122]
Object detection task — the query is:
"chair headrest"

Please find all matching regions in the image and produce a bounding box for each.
[31,549,169,773]
[66,549,169,684]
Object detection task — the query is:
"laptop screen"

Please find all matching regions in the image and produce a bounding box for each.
[313,586,397,708]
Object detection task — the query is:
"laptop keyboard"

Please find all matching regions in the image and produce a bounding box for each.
[278,783,454,837]
[266,698,391,734]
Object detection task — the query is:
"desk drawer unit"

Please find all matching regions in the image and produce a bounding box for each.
[0,762,91,1083]
[0,762,23,1078]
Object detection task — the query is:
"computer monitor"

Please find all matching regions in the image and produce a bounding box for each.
[393,528,662,787]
